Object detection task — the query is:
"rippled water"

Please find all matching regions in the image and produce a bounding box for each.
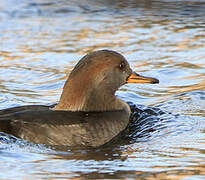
[0,0,205,179]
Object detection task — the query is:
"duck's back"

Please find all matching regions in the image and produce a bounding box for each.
[0,105,130,147]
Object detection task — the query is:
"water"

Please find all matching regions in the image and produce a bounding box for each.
[0,0,205,179]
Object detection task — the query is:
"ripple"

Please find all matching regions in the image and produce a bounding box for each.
[0,0,205,179]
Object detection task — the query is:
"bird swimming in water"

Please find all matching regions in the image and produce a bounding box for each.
[0,50,159,147]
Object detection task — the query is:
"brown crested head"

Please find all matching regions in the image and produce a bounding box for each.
[68,50,133,92]
[54,50,159,112]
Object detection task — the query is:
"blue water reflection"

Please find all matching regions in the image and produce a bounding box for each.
[0,0,205,179]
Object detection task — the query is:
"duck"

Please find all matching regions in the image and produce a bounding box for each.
[0,50,159,147]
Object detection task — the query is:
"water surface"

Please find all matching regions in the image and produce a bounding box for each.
[0,0,205,179]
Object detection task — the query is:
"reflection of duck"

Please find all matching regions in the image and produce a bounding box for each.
[0,50,159,147]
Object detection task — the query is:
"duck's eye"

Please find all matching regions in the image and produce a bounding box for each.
[119,62,125,70]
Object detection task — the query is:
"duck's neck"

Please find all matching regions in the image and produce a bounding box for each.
[54,79,128,112]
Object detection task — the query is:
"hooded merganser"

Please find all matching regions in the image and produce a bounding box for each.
[0,50,159,147]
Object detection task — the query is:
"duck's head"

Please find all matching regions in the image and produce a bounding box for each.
[54,50,159,112]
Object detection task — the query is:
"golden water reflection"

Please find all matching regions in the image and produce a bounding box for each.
[0,0,205,179]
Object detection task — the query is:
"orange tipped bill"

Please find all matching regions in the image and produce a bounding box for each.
[126,72,159,84]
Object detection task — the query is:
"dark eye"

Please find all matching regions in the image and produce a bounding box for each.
[119,62,125,70]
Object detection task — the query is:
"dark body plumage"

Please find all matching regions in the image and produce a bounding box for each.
[0,105,130,147]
